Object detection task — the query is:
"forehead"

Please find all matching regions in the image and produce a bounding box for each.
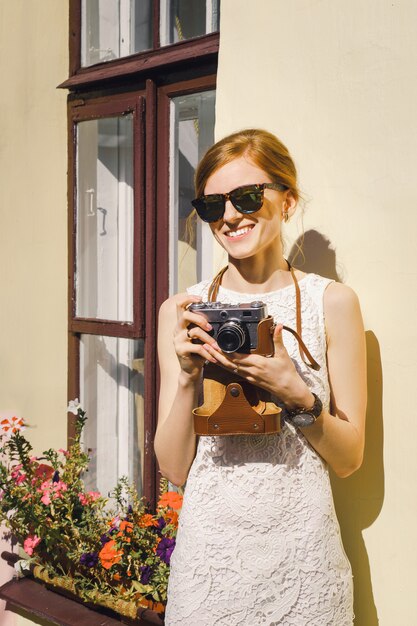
[204,156,271,194]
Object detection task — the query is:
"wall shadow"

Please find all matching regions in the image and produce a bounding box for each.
[289,230,384,626]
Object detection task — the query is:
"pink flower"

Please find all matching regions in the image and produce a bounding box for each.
[58,448,69,458]
[23,535,41,556]
[52,481,68,498]
[41,492,51,505]
[79,491,101,505]
[15,473,27,485]
[11,466,26,485]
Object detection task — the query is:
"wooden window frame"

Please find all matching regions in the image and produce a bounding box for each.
[65,3,219,511]
[65,0,219,90]
[68,92,146,338]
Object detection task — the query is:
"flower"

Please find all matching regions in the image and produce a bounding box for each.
[139,514,159,528]
[1,416,25,435]
[67,399,81,415]
[140,565,153,584]
[34,464,54,480]
[158,491,183,510]
[80,552,99,568]
[0,406,179,616]
[79,491,101,506]
[119,520,133,533]
[23,535,41,556]
[98,540,123,570]
[156,537,176,564]
[164,510,179,527]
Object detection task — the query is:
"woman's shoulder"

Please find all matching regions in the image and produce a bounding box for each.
[322,280,360,309]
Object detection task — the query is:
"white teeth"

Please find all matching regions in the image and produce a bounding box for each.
[227,226,252,238]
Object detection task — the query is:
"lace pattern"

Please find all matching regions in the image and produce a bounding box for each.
[165,274,353,625]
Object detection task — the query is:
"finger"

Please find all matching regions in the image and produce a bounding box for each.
[272,323,285,356]
[186,325,218,347]
[177,341,217,364]
[175,295,202,320]
[203,343,240,371]
[181,309,213,331]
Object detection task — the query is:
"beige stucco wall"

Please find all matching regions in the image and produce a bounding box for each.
[0,1,68,624]
[217,1,417,624]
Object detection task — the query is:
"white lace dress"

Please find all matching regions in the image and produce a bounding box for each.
[164,274,353,626]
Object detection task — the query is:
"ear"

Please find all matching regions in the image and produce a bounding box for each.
[282,190,297,221]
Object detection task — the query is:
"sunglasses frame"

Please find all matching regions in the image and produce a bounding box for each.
[191,182,288,223]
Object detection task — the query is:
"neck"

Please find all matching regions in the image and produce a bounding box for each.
[223,240,292,293]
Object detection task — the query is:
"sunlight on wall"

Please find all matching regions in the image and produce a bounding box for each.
[216,1,417,624]
[0,2,68,624]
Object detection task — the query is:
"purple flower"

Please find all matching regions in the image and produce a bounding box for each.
[156,517,166,530]
[156,537,176,564]
[100,534,110,545]
[140,565,153,584]
[52,471,60,483]
[80,552,98,568]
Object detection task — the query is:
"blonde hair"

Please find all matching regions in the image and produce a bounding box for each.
[194,128,300,201]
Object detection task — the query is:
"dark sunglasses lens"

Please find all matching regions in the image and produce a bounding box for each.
[191,196,225,223]
[231,187,263,213]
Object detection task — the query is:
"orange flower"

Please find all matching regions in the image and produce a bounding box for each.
[119,521,133,533]
[139,514,158,528]
[99,540,123,570]
[158,491,183,510]
[113,573,121,581]
[165,510,179,527]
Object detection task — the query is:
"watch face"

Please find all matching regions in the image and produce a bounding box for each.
[290,412,316,427]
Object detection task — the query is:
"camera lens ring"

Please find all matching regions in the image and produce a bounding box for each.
[217,320,246,353]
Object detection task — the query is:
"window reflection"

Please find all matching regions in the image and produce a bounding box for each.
[81,0,153,66]
[169,90,216,294]
[160,0,220,46]
[76,116,134,322]
[80,335,144,498]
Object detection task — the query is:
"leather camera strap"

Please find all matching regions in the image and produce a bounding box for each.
[207,263,320,371]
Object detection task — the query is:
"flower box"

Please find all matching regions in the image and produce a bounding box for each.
[0,405,181,624]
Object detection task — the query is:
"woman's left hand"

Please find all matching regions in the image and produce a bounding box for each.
[203,323,314,408]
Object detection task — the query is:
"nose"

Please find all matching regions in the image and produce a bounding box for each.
[222,198,241,223]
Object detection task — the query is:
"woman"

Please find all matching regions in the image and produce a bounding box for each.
[155,129,366,625]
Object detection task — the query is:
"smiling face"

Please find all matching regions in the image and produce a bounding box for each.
[204,156,294,261]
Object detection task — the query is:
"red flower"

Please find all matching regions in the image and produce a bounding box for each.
[34,464,54,480]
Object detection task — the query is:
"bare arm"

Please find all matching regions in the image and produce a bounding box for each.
[154,294,217,486]
[297,282,367,477]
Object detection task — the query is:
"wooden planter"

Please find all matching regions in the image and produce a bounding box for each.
[0,551,164,626]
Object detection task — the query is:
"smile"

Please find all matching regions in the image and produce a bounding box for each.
[225,225,254,239]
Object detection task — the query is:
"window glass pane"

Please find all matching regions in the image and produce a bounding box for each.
[76,115,134,322]
[160,0,220,46]
[169,90,216,294]
[79,335,144,498]
[81,0,153,66]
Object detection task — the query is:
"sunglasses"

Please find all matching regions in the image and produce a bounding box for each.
[191,182,287,223]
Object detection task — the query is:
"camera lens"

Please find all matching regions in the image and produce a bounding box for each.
[217,321,246,353]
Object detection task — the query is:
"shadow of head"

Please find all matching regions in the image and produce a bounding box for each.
[288,229,341,281]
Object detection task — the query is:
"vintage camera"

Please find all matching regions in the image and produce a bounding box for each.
[188,301,274,355]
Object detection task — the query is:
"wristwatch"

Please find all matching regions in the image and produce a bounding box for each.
[284,393,323,427]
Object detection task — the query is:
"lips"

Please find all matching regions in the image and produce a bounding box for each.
[224,224,254,240]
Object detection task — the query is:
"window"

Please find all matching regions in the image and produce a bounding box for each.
[75,0,220,70]
[67,1,219,508]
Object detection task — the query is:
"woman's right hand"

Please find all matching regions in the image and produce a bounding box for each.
[173,295,218,382]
